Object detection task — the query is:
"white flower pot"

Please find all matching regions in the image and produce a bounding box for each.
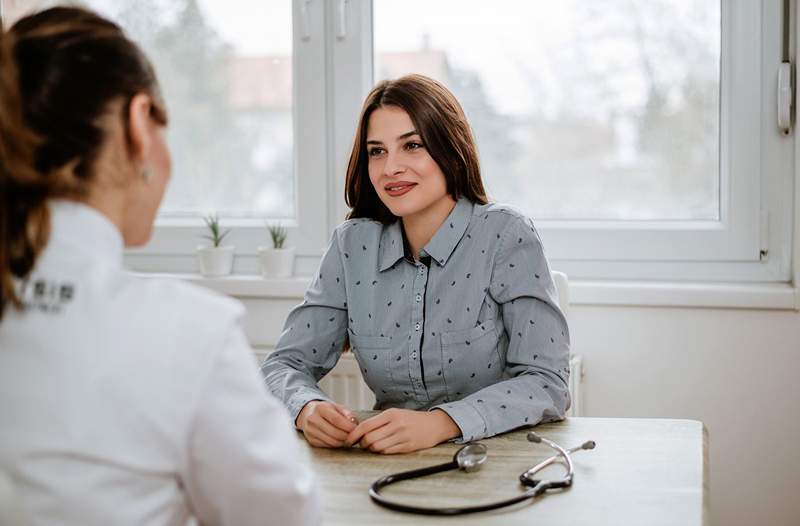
[258,247,295,278]
[197,245,235,277]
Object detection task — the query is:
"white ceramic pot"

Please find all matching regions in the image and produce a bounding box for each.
[258,247,295,278]
[196,245,235,277]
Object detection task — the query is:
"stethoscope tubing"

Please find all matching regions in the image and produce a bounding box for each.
[369,474,550,516]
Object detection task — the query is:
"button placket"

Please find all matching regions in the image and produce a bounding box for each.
[409,262,428,398]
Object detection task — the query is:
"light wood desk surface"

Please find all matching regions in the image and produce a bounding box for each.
[303,416,708,526]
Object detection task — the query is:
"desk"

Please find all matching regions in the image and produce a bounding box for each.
[303,416,708,525]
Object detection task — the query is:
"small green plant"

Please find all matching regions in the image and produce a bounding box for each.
[268,223,288,249]
[202,214,230,248]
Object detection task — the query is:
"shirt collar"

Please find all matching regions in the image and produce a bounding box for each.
[378,197,474,272]
[422,197,473,267]
[378,220,405,272]
[48,199,124,267]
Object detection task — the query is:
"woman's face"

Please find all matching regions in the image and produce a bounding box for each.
[366,106,453,220]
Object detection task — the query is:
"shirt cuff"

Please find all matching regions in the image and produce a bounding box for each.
[286,389,332,425]
[430,400,487,444]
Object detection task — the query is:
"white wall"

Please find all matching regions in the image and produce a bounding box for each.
[570,305,800,526]
[240,295,800,526]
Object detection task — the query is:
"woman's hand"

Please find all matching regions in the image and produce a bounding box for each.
[296,400,359,448]
[344,408,461,454]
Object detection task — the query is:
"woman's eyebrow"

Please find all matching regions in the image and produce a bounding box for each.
[366,130,419,145]
[396,130,419,140]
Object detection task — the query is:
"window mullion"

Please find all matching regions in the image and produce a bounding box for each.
[325,0,374,234]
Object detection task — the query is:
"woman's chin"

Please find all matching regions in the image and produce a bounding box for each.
[383,198,424,219]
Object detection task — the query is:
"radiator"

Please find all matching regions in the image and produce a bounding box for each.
[316,353,584,417]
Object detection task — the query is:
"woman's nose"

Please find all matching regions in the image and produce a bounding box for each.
[383,151,406,177]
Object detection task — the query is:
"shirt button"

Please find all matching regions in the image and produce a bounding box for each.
[415,294,421,302]
[415,323,421,331]
[411,351,417,359]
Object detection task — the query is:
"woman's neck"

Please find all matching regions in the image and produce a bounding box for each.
[402,196,457,259]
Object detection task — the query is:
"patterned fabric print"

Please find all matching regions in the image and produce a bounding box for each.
[261,197,571,443]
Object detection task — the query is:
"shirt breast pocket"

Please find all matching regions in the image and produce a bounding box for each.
[440,324,502,398]
[347,329,393,398]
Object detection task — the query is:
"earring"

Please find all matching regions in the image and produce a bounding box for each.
[141,167,152,181]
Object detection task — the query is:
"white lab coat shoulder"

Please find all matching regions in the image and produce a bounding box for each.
[119,274,248,388]
[0,201,320,526]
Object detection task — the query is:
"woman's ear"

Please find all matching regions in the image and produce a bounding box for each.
[126,93,153,164]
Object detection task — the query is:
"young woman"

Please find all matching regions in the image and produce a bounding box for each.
[262,74,570,455]
[0,8,318,525]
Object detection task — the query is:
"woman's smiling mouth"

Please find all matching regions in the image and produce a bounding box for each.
[384,181,417,197]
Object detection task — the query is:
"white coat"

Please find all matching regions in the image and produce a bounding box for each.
[0,200,320,526]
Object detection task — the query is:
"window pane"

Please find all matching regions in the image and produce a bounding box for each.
[6,0,295,219]
[374,0,720,221]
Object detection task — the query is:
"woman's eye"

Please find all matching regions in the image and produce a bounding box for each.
[405,142,424,151]
[368,148,384,157]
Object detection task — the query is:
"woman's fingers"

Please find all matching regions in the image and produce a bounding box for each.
[346,411,391,446]
[305,423,347,448]
[366,433,406,453]
[320,404,358,434]
[307,434,339,448]
[310,413,349,442]
[331,403,359,426]
[379,442,412,455]
[300,402,361,447]
[359,420,397,450]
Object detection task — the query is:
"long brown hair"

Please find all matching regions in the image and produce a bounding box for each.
[0,7,167,320]
[345,74,488,224]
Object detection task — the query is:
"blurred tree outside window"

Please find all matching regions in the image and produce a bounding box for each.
[375,0,720,221]
[3,0,296,220]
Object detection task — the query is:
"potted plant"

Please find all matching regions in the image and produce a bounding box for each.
[258,223,294,278]
[197,214,234,277]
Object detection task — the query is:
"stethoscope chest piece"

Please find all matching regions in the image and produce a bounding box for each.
[454,443,487,472]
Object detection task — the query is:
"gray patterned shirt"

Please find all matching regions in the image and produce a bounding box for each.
[261,198,570,443]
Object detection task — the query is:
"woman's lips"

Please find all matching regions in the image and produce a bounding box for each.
[384,182,417,197]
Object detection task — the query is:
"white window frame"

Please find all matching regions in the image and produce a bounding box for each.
[125,0,333,276]
[331,0,795,283]
[23,0,782,284]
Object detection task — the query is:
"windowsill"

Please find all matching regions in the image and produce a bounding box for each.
[136,272,799,310]
[137,273,311,298]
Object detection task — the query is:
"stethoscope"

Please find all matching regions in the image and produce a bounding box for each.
[369,432,596,516]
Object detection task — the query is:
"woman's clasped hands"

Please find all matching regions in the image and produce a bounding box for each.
[297,401,461,454]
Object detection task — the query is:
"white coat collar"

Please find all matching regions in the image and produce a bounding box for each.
[48,200,124,267]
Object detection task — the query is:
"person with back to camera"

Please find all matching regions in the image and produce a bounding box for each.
[0,7,319,525]
[262,74,571,454]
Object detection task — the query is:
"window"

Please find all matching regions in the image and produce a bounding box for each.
[375,1,721,223]
[84,0,296,220]
[1,0,330,274]
[2,0,794,282]
[366,0,792,281]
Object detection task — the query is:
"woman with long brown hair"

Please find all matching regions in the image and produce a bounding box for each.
[0,7,318,524]
[262,74,570,454]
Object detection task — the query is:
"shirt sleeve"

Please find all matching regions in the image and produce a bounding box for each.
[260,229,349,421]
[432,215,571,443]
[182,319,321,526]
